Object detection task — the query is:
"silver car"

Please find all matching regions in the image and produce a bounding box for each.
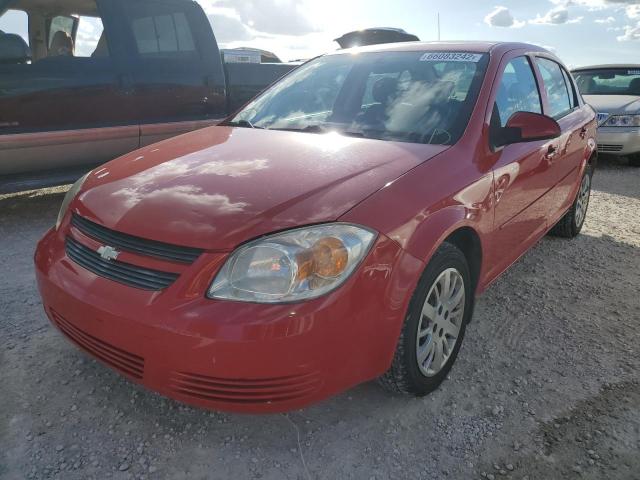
[572,64,640,166]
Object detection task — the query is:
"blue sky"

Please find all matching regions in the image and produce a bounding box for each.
[1,0,639,67]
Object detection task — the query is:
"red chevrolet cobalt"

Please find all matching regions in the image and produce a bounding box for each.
[35,42,597,413]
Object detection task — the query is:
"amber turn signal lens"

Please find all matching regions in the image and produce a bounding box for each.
[296,237,349,281]
[312,237,348,278]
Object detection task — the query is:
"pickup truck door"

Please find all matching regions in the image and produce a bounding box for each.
[0,0,139,179]
[115,0,227,147]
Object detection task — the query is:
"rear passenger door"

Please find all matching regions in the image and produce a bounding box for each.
[532,56,592,219]
[116,0,227,146]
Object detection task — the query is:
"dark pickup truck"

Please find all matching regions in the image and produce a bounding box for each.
[0,0,296,192]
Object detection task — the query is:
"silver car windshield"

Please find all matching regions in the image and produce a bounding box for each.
[228,51,489,145]
[574,68,640,96]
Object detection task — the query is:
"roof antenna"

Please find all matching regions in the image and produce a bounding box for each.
[437,13,441,41]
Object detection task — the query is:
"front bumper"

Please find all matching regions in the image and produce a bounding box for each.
[596,127,640,156]
[34,226,423,413]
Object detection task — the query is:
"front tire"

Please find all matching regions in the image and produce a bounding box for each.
[549,165,593,238]
[629,155,640,167]
[379,243,474,396]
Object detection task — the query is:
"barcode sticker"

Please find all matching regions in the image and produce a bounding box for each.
[420,52,483,62]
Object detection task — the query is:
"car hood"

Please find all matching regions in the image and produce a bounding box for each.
[582,95,640,115]
[75,126,447,250]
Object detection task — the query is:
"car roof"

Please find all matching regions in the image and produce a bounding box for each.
[325,41,551,57]
[572,64,640,72]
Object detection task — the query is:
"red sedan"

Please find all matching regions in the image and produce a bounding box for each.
[35,42,597,413]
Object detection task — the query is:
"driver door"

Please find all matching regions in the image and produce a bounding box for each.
[484,54,560,281]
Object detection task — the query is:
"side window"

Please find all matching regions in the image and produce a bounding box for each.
[49,15,107,58]
[0,9,29,44]
[0,1,109,64]
[0,9,31,64]
[535,58,572,119]
[492,56,542,128]
[48,16,75,52]
[124,3,197,58]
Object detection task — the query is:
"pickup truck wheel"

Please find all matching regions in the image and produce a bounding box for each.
[379,243,473,396]
[549,166,593,238]
[629,155,640,167]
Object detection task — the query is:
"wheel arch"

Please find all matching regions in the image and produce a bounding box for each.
[442,226,483,296]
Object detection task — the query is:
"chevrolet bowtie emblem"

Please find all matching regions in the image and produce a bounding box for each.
[97,245,120,261]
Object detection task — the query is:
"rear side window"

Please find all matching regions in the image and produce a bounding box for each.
[536,57,573,119]
[125,3,197,58]
[562,69,579,109]
[493,56,542,128]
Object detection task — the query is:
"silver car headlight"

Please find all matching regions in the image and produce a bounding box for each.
[603,114,640,127]
[208,224,377,303]
[56,173,89,230]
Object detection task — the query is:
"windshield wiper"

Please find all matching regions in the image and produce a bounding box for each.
[221,119,264,129]
[270,124,327,133]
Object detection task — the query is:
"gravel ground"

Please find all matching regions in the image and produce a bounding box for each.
[1,157,639,480]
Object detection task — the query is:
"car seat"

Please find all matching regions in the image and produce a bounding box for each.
[0,33,32,64]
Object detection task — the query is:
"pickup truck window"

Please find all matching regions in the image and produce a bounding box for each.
[0,9,29,48]
[0,1,109,62]
[231,51,489,145]
[125,3,197,58]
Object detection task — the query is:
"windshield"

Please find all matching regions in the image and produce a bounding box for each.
[574,68,640,96]
[229,51,489,145]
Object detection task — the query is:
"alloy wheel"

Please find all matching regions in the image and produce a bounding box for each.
[415,268,465,377]
[575,173,591,228]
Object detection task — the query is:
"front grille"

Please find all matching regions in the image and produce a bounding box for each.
[51,309,145,380]
[71,214,202,264]
[598,144,623,152]
[170,371,322,405]
[66,237,179,291]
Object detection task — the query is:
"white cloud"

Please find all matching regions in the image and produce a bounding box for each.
[484,6,525,28]
[530,6,583,24]
[627,4,640,18]
[617,20,640,39]
[208,12,254,43]
[594,15,617,22]
[531,6,570,24]
[209,0,317,36]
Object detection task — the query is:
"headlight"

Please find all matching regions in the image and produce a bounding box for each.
[603,114,640,127]
[208,224,376,303]
[56,173,89,230]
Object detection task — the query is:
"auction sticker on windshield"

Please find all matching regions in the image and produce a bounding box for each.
[420,52,483,62]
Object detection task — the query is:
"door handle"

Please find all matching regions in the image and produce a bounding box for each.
[545,144,558,160]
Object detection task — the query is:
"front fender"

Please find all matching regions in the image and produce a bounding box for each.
[342,163,494,292]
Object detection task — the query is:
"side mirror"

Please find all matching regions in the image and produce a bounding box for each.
[494,111,561,148]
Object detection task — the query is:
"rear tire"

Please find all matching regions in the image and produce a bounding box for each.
[379,243,474,396]
[629,155,640,167]
[549,165,593,238]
